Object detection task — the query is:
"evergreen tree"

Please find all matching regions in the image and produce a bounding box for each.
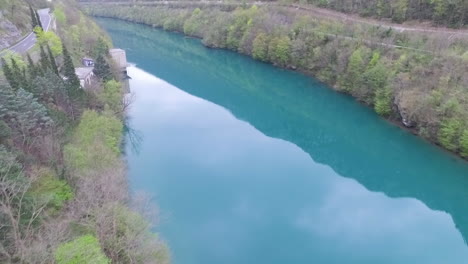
[1,58,19,91]
[93,55,112,81]
[93,37,109,58]
[47,44,59,75]
[10,59,24,90]
[26,53,39,77]
[62,43,80,91]
[10,59,30,91]
[35,10,43,29]
[30,5,38,29]
[39,45,51,71]
[21,68,32,92]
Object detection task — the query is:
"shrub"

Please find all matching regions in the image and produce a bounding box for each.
[252,33,269,61]
[438,118,462,151]
[29,168,73,213]
[55,235,110,264]
[460,130,468,157]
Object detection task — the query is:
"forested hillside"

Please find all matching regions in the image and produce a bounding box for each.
[79,0,468,28]
[304,0,467,27]
[0,1,169,263]
[86,3,468,159]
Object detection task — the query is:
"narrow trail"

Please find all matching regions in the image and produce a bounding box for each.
[80,0,468,37]
[283,4,468,37]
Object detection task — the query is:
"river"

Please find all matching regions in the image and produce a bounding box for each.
[96,18,468,264]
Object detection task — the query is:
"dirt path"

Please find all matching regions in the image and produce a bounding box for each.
[284,3,468,37]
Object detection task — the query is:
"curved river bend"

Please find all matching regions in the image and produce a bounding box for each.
[97,18,468,264]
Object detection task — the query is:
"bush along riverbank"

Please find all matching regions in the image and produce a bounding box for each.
[0,1,169,262]
[85,3,468,160]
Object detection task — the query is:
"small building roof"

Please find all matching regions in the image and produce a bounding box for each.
[75,67,94,79]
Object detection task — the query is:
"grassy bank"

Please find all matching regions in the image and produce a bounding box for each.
[85,3,468,160]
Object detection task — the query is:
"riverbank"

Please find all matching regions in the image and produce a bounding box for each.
[84,3,468,160]
[0,0,170,262]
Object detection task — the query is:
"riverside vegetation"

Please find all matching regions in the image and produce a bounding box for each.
[0,0,169,263]
[84,1,468,159]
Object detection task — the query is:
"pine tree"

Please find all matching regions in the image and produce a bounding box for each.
[1,58,19,91]
[62,43,80,91]
[30,5,38,29]
[39,45,51,71]
[35,10,43,29]
[10,59,24,90]
[10,59,30,91]
[26,53,39,78]
[93,55,112,81]
[47,44,59,75]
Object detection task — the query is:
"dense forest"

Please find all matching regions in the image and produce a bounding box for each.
[304,0,468,27]
[86,3,468,159]
[0,0,169,263]
[79,0,468,28]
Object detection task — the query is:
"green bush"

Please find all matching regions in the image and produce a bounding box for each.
[100,80,122,114]
[374,86,392,116]
[64,110,123,172]
[29,168,73,213]
[460,130,468,157]
[252,33,269,61]
[438,118,462,151]
[55,235,110,264]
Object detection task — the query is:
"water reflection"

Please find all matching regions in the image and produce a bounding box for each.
[97,18,468,263]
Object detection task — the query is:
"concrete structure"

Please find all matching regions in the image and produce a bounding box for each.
[109,48,130,93]
[109,48,127,69]
[75,67,94,89]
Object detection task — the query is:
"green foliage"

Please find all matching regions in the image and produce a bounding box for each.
[39,45,51,70]
[62,43,81,92]
[252,33,270,61]
[343,47,366,92]
[438,118,462,151]
[363,60,388,103]
[29,168,73,213]
[0,86,53,143]
[64,110,122,172]
[93,37,110,58]
[35,27,63,56]
[460,130,468,157]
[101,205,170,264]
[0,120,11,143]
[1,58,19,90]
[374,86,392,116]
[1,51,27,69]
[47,44,60,75]
[392,0,408,23]
[30,5,38,29]
[54,6,66,25]
[101,80,122,113]
[55,235,110,264]
[93,55,112,81]
[269,36,291,66]
[226,7,256,50]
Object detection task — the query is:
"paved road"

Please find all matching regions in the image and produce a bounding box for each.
[1,8,52,55]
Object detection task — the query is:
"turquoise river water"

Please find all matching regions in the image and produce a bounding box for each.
[97,18,468,264]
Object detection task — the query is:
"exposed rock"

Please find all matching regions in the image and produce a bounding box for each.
[0,11,24,51]
[394,90,417,128]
